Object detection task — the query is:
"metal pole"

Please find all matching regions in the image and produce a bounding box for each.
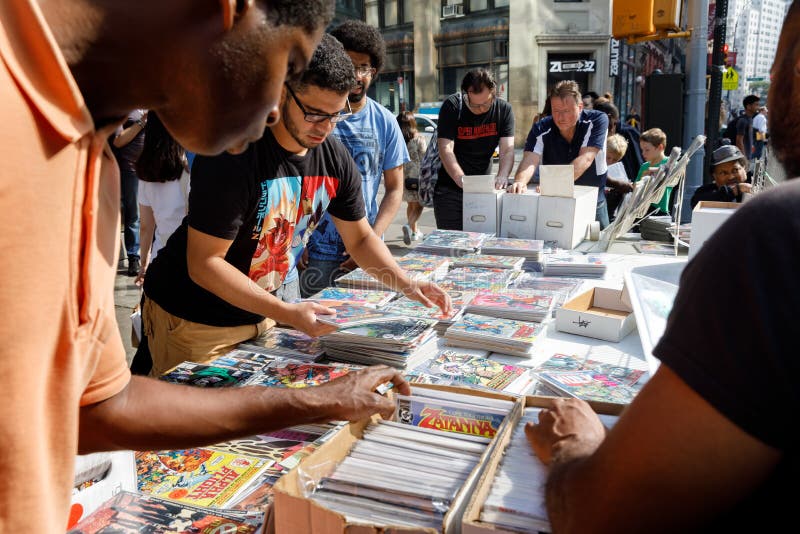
[706,0,728,181]
[681,0,710,223]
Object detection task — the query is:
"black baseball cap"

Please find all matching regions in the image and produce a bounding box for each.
[711,145,746,167]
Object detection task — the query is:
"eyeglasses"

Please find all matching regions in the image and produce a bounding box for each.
[354,66,376,77]
[285,84,352,124]
[464,92,494,111]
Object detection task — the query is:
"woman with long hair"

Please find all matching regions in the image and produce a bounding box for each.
[134,112,189,286]
[397,111,428,245]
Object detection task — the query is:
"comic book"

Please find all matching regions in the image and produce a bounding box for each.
[466,289,555,322]
[535,370,638,404]
[440,267,514,292]
[308,287,397,308]
[135,448,270,508]
[479,237,545,258]
[445,314,545,357]
[395,394,509,439]
[450,253,525,270]
[381,290,475,324]
[67,490,263,533]
[310,301,401,328]
[542,253,607,278]
[406,351,531,393]
[238,327,324,362]
[536,353,646,387]
[159,362,254,388]
[416,229,490,256]
[323,318,437,347]
[206,350,275,372]
[335,267,428,290]
[395,253,451,280]
[246,361,357,388]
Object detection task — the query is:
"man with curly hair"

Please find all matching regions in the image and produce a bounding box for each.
[300,20,409,296]
[142,35,450,377]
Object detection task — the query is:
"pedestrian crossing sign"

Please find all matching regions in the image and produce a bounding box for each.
[723,67,739,91]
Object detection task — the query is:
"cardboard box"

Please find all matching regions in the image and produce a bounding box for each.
[535,185,597,249]
[462,175,496,193]
[463,191,504,235]
[462,397,624,534]
[273,385,522,534]
[555,286,636,342]
[68,451,137,529]
[689,201,739,260]
[539,165,574,198]
[500,192,539,239]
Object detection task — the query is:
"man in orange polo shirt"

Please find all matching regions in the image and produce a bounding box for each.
[0,1,409,531]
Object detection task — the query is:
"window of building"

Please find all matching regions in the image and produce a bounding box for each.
[470,0,489,11]
[383,0,398,27]
[402,0,413,23]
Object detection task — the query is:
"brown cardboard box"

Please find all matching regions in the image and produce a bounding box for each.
[462,396,624,534]
[273,385,523,534]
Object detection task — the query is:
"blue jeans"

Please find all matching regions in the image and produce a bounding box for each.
[299,259,348,298]
[273,277,300,303]
[120,170,140,260]
[595,198,610,230]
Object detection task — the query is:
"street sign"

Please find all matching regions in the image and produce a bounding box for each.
[722,67,739,90]
[746,77,765,82]
[549,59,596,73]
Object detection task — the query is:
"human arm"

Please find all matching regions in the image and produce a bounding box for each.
[569,146,601,181]
[438,136,465,188]
[334,215,452,314]
[509,150,540,193]
[494,136,515,188]
[113,112,147,148]
[78,366,410,453]
[526,366,781,533]
[186,227,336,337]
[135,203,156,287]
[605,175,634,193]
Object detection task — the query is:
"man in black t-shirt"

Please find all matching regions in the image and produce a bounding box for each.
[434,68,515,230]
[142,35,450,376]
[523,5,800,530]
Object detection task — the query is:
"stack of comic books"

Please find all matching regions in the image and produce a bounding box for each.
[465,289,555,322]
[542,253,607,278]
[450,253,525,271]
[245,360,359,388]
[534,352,646,387]
[237,327,324,362]
[159,362,255,388]
[440,266,516,292]
[308,286,397,308]
[512,274,585,306]
[206,349,276,373]
[479,237,545,260]
[534,369,639,404]
[67,491,263,534]
[396,253,452,281]
[416,229,491,257]
[334,267,426,290]
[445,314,545,357]
[134,448,270,509]
[308,301,401,328]
[405,351,533,395]
[321,318,438,369]
[380,289,475,334]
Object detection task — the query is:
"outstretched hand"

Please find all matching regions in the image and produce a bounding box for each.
[525,397,606,465]
[402,280,452,316]
[317,365,411,421]
[283,301,338,337]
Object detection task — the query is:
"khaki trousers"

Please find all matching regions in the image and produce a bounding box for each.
[143,297,274,377]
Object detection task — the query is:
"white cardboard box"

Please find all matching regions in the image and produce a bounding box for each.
[555,286,636,342]
[462,175,496,193]
[69,451,137,529]
[464,190,504,235]
[689,201,739,260]
[500,191,539,239]
[536,185,597,249]
[539,165,575,197]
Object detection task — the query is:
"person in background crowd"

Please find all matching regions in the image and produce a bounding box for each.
[300,21,408,297]
[397,111,428,245]
[626,108,641,131]
[525,3,800,531]
[112,109,147,276]
[582,90,599,109]
[0,2,413,532]
[433,68,515,230]
[510,80,610,228]
[735,94,761,162]
[753,105,768,160]
[592,98,638,219]
[635,128,671,215]
[142,35,451,377]
[134,113,190,287]
[606,134,628,166]
[690,145,752,208]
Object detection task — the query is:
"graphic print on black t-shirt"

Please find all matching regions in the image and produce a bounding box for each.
[249,175,338,292]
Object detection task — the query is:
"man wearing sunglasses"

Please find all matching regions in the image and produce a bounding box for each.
[434,68,516,230]
[142,35,450,377]
[300,21,409,297]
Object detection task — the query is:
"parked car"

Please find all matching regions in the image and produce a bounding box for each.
[414,113,438,145]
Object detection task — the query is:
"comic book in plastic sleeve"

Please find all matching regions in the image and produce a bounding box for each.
[67,490,263,533]
[407,351,530,392]
[536,353,646,387]
[308,286,397,308]
[246,361,358,388]
[451,253,525,270]
[535,370,638,404]
[394,394,508,439]
[159,362,254,388]
[310,301,400,328]
[135,448,270,508]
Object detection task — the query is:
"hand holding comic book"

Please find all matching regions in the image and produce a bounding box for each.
[314,365,411,421]
[400,279,453,316]
[274,301,338,338]
[524,398,606,465]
